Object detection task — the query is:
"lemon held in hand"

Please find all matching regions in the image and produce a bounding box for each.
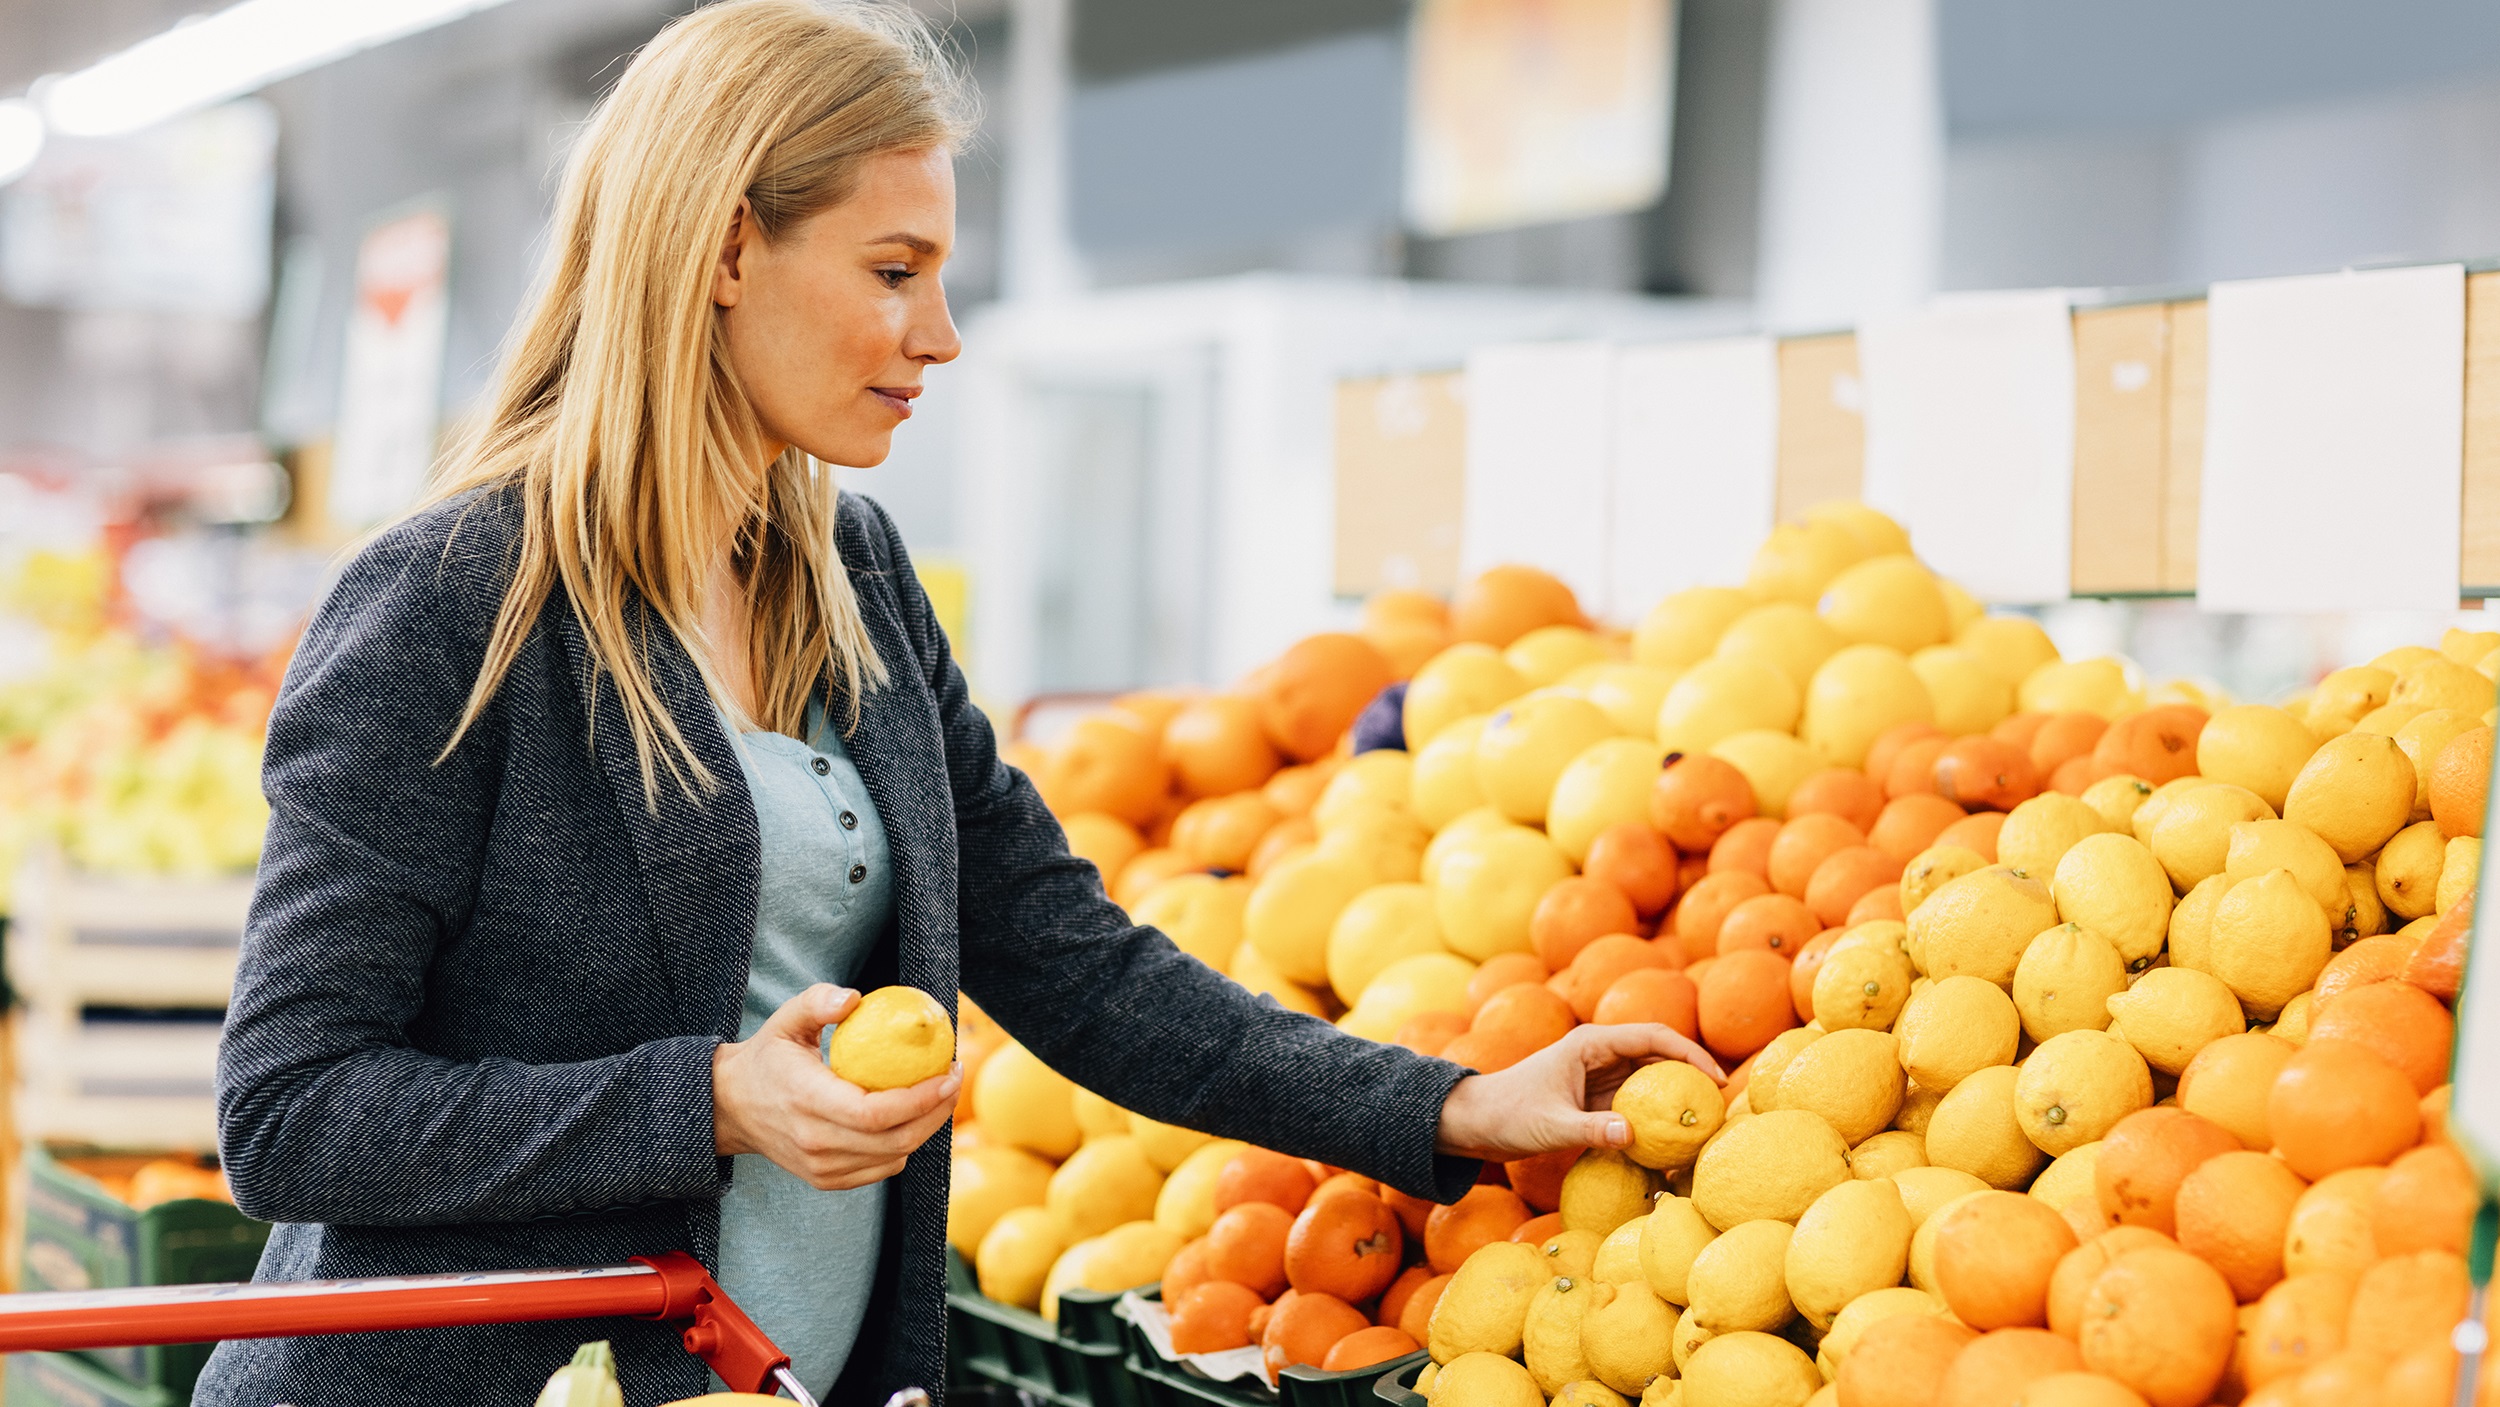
[826,986,955,1091]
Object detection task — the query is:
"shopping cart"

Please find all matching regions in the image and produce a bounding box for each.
[0,1252,929,1407]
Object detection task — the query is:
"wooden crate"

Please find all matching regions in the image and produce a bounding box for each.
[8,848,247,1011]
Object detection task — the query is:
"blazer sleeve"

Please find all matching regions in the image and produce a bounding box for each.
[854,500,1478,1203]
[214,517,724,1227]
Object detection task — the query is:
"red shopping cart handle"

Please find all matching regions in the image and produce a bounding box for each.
[0,1253,805,1399]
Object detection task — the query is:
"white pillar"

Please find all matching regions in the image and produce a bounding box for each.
[1001,0,1085,300]
[1754,0,1943,330]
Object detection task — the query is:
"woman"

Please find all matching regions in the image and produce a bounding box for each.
[197,3,1718,1404]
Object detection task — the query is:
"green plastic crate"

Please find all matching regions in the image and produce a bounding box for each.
[945,1247,1143,1407]
[20,1147,270,1397]
[1119,1285,1430,1407]
[4,1350,180,1407]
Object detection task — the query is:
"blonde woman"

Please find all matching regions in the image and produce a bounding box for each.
[199,2,1719,1402]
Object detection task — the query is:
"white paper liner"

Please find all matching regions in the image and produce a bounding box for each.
[1116,1290,1280,1392]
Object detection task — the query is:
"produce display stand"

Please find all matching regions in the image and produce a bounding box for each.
[0,1253,850,1406]
[945,1246,1139,1407]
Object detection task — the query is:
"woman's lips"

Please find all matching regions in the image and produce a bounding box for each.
[871,387,917,418]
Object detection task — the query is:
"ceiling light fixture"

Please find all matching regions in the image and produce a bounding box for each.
[0,99,41,185]
[38,0,522,139]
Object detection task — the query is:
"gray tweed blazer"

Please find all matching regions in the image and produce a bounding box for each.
[191,486,1476,1407]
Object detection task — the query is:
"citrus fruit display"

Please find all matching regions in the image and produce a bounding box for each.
[947,501,2500,1402]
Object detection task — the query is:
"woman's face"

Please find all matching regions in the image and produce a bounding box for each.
[712,145,962,469]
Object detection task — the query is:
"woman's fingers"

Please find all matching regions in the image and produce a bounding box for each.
[836,1068,962,1132]
[1569,1022,1726,1081]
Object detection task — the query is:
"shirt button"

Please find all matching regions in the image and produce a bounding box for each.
[849,864,868,884]
[810,757,831,776]
[840,811,859,830]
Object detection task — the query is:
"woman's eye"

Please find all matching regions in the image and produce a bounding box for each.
[876,268,916,289]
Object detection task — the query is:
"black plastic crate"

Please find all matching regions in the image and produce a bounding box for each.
[945,1247,1143,1407]
[1119,1285,1429,1407]
[1371,1357,1427,1405]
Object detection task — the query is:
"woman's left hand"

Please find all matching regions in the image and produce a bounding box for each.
[1434,1023,1726,1162]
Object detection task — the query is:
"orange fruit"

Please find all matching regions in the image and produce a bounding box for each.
[1936,810,2006,861]
[2176,1031,2297,1151]
[1170,792,1283,872]
[2017,1372,2153,1407]
[2075,1246,2239,1407]
[1040,715,1171,826]
[1257,634,1395,762]
[1321,1325,1420,1372]
[2285,1349,2386,1406]
[1422,1184,1530,1273]
[1717,892,1822,958]
[1651,754,1758,851]
[2031,713,2112,779]
[1505,1148,1578,1214]
[1163,695,1284,799]
[1450,564,1585,647]
[1216,1148,1319,1216]
[1396,1272,1452,1344]
[2091,707,2207,786]
[1162,1239,1215,1305]
[2242,1272,2355,1391]
[1205,1202,1295,1298]
[2428,725,2491,838]
[1114,848,1204,908]
[1848,883,1908,925]
[2307,979,2454,1095]
[1472,982,1576,1055]
[1462,952,1552,1019]
[1842,1313,1981,1407]
[2404,894,2470,1000]
[2048,754,2103,796]
[1261,1289,1370,1376]
[1674,870,1773,964]
[1169,1279,1267,1354]
[1936,1191,2083,1329]
[1593,966,1701,1039]
[1377,1263,1434,1328]
[1870,792,1971,863]
[1530,876,1641,970]
[1790,767,1889,833]
[2173,1150,2305,1302]
[1696,948,1799,1062]
[1937,735,2044,812]
[1769,812,1867,898]
[1995,712,2055,752]
[2095,1108,2242,1236]
[1866,722,1948,795]
[2312,935,2418,1007]
[1263,762,1336,818]
[1806,845,1906,927]
[2268,1039,2423,1180]
[1285,1186,1404,1302]
[2060,1197,2113,1244]
[1887,735,1952,799]
[1584,823,1682,917]
[1789,928,1844,1022]
[1507,1211,1565,1245]
[1381,1186,1433,1241]
[1941,1328,2088,1407]
[2048,1227,2176,1339]
[1550,933,1675,1021]
[1392,1010,1468,1058]
[1707,815,1782,880]
[2372,1143,2476,1258]
[1245,817,1316,880]
[2346,1250,2470,1360]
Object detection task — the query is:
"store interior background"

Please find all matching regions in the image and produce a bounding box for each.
[9,0,2500,715]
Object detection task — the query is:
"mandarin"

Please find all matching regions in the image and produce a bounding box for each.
[1163,695,1283,799]
[1215,1148,1318,1216]
[1791,767,1888,832]
[2306,979,2454,1095]
[2172,1151,2304,1302]
[1768,812,1867,897]
[1322,1325,1420,1372]
[1169,1280,1267,1354]
[2268,1039,2422,1180]
[1807,845,1906,927]
[1261,1289,1370,1376]
[1040,716,1170,827]
[1531,877,1642,971]
[1788,928,1844,1023]
[2031,714,2112,779]
[2371,1143,2476,1257]
[1583,823,1682,916]
[1940,1328,2088,1407]
[1258,634,1395,763]
[1552,934,1677,1022]
[1392,1010,1468,1058]
[2428,725,2491,838]
[1937,811,2006,861]
[1451,564,1585,647]
[2091,708,2206,787]
[1652,754,1759,851]
[2312,935,2418,1007]
[1285,1186,1404,1302]
[1473,982,1576,1053]
[1506,1148,1579,1214]
[1886,736,1951,798]
[1994,712,2055,753]
[1696,948,1799,1063]
[1591,967,1701,1038]
[1396,1273,1452,1344]
[1870,792,1970,864]
[1848,882,1908,924]
[1462,952,1552,1019]
[1937,736,2044,813]
[2074,1247,2238,1407]
[1378,1263,1434,1327]
[2046,1227,2175,1339]
[1865,722,1948,795]
[2094,1108,2241,1236]
[1424,1184,1532,1273]
[1840,1313,1980,1407]
[1934,1191,2080,1329]
[1708,816,1783,880]
[1717,892,1822,958]
[1675,870,1772,962]
[1205,1202,1294,1297]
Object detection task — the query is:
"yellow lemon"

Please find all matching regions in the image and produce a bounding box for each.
[1680,1331,1822,1407]
[1550,736,1669,864]
[1430,1240,1549,1361]
[827,985,955,1092]
[1477,693,1618,824]
[1715,602,1847,691]
[1524,1274,1604,1394]
[1634,586,1753,671]
[1743,1027,1821,1113]
[2078,773,2156,835]
[1430,1351,1544,1406]
[1655,658,1802,755]
[1410,715,1494,831]
[1811,940,1916,1034]
[1618,1060,1729,1171]
[1509,625,1618,688]
[1747,520,1869,605]
[1784,1179,1913,1330]
[2305,665,2394,739]
[1850,1129,1928,1180]
[1423,805,1512,880]
[1923,1065,2045,1189]
[1892,1081,1945,1138]
[2203,869,2331,1022]
[2104,967,2245,1075]
[2220,818,2346,917]
[1686,1219,1798,1332]
[1903,865,2057,986]
[2395,708,2480,820]
[976,1205,1065,1309]
[1938,579,1985,634]
[2272,991,2315,1046]
[2440,836,2480,913]
[1044,1135,1164,1242]
[2374,644,2444,674]
[1590,1222,1645,1286]
[1341,951,1477,1041]
[1543,1229,1604,1282]
[1583,1280,1680,1395]
[1316,750,1415,826]
[2129,776,2215,847]
[1406,643,1530,750]
[1997,793,2110,881]
[1901,844,1990,917]
[2049,832,2172,968]
[949,1144,1055,1255]
[1691,1109,1852,1229]
[1804,499,1913,556]
[1063,812,1146,883]
[1801,644,1935,768]
[2393,656,2497,715]
[1895,975,2021,1091]
[2354,702,2426,736]
[1709,729,1827,819]
[1244,847,1374,985]
[1326,881,1446,1006]
[1072,1087,1130,1142]
[2443,626,2500,664]
[2371,819,2446,920]
[1892,1166,1991,1228]
[1910,644,2015,736]
[1817,1286,1942,1380]
[1959,616,2062,689]
[2290,734,2420,864]
[1775,1029,1906,1144]
[1819,555,1951,653]
[2148,782,2276,891]
[1638,1194,1718,1303]
[2027,1141,2102,1211]
[1431,821,1574,959]
[1562,1150,1667,1234]
[2010,921,2127,1042]
[1130,873,1250,972]
[2339,861,2389,943]
[1318,801,1431,884]
[1584,663,1680,738]
[971,1041,1081,1159]
[2163,874,2229,974]
[2019,657,2140,719]
[1151,1137,1245,1236]
[1228,942,1327,1016]
[2014,1029,2153,1156]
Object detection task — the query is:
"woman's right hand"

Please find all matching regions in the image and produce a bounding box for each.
[711,983,961,1190]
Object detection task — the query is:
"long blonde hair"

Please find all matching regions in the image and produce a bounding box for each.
[426,0,972,805]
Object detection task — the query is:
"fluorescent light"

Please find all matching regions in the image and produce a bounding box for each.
[39,0,521,138]
[0,99,40,184]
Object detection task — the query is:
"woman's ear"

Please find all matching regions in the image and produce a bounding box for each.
[712,200,753,309]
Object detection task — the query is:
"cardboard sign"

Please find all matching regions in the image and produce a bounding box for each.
[329,204,452,529]
[1773,333,1865,523]
[2070,303,2171,596]
[1610,337,1780,611]
[1334,371,1468,596]
[1461,342,1616,615]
